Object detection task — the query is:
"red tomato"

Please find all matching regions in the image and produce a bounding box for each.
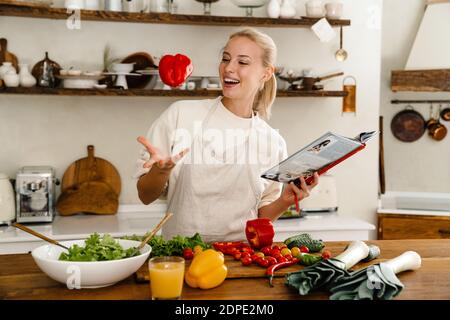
[322,250,332,260]
[266,256,278,266]
[272,253,282,260]
[233,252,242,261]
[272,245,281,251]
[284,254,294,261]
[276,256,288,263]
[261,246,272,255]
[270,249,281,257]
[257,258,270,268]
[279,244,288,249]
[300,246,310,253]
[251,254,260,261]
[241,256,253,266]
[183,248,194,260]
[254,257,263,265]
[241,252,251,259]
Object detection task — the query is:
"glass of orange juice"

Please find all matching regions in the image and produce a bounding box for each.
[148,256,185,300]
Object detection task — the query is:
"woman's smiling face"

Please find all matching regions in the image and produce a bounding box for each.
[219,36,271,102]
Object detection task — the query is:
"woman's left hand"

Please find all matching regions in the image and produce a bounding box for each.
[279,172,319,206]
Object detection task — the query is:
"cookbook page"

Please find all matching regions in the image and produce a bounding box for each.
[261,132,362,183]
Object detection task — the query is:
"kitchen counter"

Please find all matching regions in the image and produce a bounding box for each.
[1,239,449,300]
[0,204,375,254]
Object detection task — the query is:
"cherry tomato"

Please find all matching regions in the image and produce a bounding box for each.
[258,258,270,268]
[251,254,260,261]
[281,248,292,256]
[272,245,281,251]
[233,252,242,260]
[266,256,278,266]
[255,252,265,258]
[272,253,283,261]
[276,256,288,263]
[241,256,253,266]
[241,247,254,254]
[183,248,194,260]
[261,246,272,255]
[270,249,281,257]
[290,247,301,257]
[300,245,310,253]
[254,257,263,265]
[284,254,294,261]
[322,249,332,260]
[241,252,251,259]
[280,244,288,249]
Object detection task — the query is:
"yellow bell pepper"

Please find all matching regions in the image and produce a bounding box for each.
[185,249,228,289]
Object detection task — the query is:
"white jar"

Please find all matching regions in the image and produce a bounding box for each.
[105,0,122,11]
[305,0,325,18]
[19,63,37,87]
[0,173,15,225]
[267,0,281,18]
[85,0,101,10]
[280,0,296,19]
[3,71,20,87]
[65,0,85,9]
[0,62,15,80]
[325,2,343,19]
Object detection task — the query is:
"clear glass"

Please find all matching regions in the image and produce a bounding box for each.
[148,256,185,300]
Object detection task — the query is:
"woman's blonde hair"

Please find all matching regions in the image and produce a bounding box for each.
[225,27,277,119]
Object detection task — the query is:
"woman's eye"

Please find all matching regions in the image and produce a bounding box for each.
[239,61,249,65]
[221,58,230,62]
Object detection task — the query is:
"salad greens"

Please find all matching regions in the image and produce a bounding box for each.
[122,232,210,257]
[59,233,140,262]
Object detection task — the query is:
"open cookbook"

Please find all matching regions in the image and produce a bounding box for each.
[261,131,378,187]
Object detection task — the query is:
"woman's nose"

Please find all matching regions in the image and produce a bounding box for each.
[224,61,236,74]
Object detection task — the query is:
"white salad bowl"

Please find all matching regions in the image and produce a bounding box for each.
[31,239,151,289]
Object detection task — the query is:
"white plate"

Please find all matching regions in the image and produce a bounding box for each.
[32,239,151,289]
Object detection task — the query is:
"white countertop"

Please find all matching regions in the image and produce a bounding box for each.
[0,204,375,254]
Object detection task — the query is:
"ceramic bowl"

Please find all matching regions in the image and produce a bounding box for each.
[111,63,135,74]
[68,69,82,76]
[32,239,151,289]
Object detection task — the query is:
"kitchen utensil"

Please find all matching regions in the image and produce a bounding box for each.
[0,38,19,72]
[428,118,447,141]
[329,251,421,300]
[32,52,61,87]
[121,52,156,89]
[32,239,151,288]
[301,71,344,91]
[15,166,58,224]
[230,0,270,17]
[441,105,450,121]
[0,173,15,225]
[57,145,121,215]
[56,74,105,89]
[342,75,356,114]
[195,0,219,15]
[335,27,348,62]
[12,223,69,251]
[137,212,173,250]
[390,106,425,142]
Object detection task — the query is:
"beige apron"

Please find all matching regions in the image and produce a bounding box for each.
[162,97,262,242]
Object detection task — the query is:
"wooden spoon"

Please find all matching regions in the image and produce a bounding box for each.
[137,212,173,250]
[12,223,69,251]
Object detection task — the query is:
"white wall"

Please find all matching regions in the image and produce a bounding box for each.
[381,0,450,193]
[0,0,382,238]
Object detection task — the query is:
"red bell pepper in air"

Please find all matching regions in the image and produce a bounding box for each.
[158,53,193,88]
[245,218,275,249]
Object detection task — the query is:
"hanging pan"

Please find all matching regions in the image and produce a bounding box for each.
[390,105,425,142]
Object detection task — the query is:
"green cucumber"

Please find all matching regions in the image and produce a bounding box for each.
[284,233,324,253]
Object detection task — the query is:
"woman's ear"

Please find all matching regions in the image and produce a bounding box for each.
[261,65,275,82]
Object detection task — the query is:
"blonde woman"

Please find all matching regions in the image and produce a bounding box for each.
[135,28,319,242]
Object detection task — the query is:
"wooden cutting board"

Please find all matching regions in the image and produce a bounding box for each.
[134,255,305,283]
[60,145,121,196]
[0,38,18,71]
[56,145,121,215]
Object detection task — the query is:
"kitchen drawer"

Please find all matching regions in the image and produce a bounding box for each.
[378,213,450,239]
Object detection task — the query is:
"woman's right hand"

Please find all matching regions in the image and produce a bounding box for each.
[137,136,189,172]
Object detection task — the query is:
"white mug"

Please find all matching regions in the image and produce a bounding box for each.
[105,0,122,11]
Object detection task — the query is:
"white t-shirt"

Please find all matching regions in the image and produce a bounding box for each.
[135,96,288,210]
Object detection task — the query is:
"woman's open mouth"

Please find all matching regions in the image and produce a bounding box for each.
[223,77,240,89]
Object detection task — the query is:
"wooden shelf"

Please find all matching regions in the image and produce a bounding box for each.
[0,4,351,28]
[0,87,348,98]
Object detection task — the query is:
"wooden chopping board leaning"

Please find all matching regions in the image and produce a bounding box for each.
[56,145,121,215]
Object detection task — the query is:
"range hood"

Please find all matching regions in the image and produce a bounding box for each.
[391,0,450,92]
